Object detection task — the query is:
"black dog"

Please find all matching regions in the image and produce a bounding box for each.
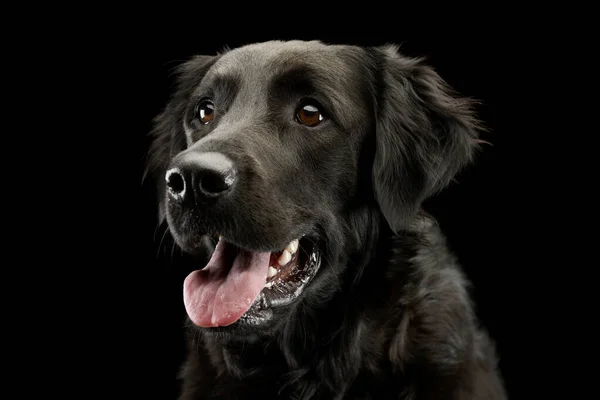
[146,40,507,399]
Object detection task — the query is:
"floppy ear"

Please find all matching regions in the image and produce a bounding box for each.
[144,55,218,222]
[371,45,483,233]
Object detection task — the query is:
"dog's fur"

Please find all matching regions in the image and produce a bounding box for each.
[147,40,507,399]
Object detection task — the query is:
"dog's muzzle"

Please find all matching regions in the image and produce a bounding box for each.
[164,148,323,329]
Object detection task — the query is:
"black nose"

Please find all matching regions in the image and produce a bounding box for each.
[166,152,237,202]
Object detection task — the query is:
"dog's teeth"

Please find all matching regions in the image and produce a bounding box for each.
[218,235,222,241]
[278,250,292,266]
[268,266,278,278]
[286,239,299,254]
[265,281,273,289]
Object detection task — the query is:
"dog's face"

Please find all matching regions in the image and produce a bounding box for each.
[147,40,480,337]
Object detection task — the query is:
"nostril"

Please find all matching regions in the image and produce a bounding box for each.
[166,168,186,197]
[199,170,235,196]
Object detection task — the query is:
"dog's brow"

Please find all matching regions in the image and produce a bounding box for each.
[270,65,320,95]
[199,74,240,102]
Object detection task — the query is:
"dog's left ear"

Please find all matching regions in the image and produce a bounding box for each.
[370,45,483,233]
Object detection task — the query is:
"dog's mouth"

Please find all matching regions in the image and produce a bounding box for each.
[183,236,321,328]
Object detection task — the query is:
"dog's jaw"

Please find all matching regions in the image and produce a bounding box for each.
[240,239,322,324]
[183,236,322,328]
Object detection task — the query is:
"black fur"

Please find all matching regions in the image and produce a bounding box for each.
[146,40,506,399]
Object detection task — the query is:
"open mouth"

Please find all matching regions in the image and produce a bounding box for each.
[183,236,321,328]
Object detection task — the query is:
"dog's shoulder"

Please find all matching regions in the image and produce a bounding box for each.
[379,213,505,398]
[386,212,475,364]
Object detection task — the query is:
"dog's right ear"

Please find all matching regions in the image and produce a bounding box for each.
[144,55,218,222]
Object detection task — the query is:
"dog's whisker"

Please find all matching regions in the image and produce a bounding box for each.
[153,221,165,242]
[170,241,176,266]
[193,328,201,357]
[156,226,171,259]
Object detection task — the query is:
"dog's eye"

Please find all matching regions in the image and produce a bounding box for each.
[195,100,215,124]
[296,103,325,127]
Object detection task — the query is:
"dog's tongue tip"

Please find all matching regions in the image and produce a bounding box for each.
[183,243,270,328]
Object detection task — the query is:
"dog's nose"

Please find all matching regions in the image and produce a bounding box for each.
[166,152,237,202]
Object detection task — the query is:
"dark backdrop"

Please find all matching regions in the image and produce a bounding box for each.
[131,24,539,399]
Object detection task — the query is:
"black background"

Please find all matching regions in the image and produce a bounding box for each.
[113,18,551,399]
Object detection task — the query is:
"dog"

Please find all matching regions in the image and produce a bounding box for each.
[146,40,507,399]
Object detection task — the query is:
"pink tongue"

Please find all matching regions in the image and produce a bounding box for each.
[183,240,270,327]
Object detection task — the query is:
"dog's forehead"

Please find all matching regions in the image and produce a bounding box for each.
[208,40,353,83]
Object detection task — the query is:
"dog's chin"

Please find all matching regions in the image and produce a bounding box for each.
[178,232,322,335]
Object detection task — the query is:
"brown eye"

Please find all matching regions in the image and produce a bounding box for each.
[296,103,325,127]
[196,100,215,124]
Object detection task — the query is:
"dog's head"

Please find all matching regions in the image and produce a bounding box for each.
[146,40,480,336]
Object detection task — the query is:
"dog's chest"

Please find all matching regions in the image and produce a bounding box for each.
[199,343,403,400]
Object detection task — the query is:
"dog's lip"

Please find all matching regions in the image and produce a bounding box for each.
[184,232,322,327]
[238,237,322,324]
[210,234,301,254]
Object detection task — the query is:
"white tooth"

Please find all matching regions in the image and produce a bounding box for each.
[265,281,273,289]
[286,239,299,254]
[218,235,223,241]
[278,250,292,266]
[268,266,278,278]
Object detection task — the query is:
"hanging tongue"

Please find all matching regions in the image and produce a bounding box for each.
[183,239,270,327]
